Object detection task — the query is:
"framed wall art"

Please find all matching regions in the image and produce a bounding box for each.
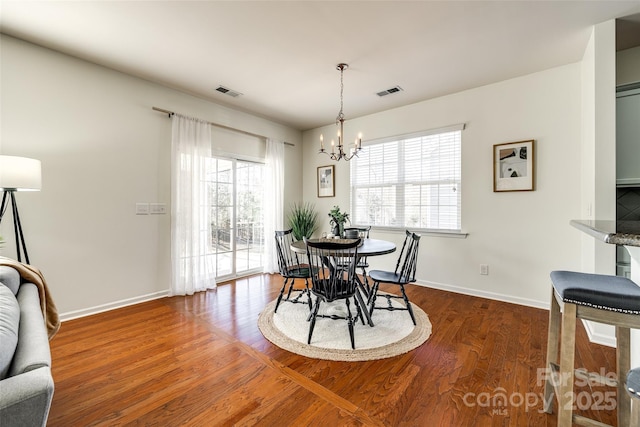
[493,140,535,192]
[317,165,335,198]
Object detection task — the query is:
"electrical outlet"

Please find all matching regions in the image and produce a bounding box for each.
[480,264,489,275]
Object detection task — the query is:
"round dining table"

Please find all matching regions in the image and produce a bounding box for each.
[290,238,396,327]
[290,238,396,257]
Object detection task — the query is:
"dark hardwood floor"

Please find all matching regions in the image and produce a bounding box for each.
[48,274,618,426]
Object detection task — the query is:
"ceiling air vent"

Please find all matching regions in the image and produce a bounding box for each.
[376,86,403,97]
[215,85,243,98]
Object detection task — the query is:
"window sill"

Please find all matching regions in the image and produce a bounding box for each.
[367,226,468,239]
[419,230,468,239]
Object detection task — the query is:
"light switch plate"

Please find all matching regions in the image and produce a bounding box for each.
[150,203,167,214]
[136,203,150,215]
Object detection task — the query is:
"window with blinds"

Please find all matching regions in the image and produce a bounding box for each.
[350,124,463,232]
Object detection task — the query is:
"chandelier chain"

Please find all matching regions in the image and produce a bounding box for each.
[337,66,344,124]
[318,63,362,161]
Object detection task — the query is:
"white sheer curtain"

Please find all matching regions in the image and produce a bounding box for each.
[263,138,285,273]
[170,115,217,295]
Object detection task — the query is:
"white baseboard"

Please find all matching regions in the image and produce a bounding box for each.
[581,320,616,348]
[59,290,169,322]
[415,279,549,310]
[415,279,617,349]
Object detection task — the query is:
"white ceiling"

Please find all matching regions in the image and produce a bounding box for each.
[1,1,639,131]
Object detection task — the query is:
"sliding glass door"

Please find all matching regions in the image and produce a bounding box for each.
[206,157,264,279]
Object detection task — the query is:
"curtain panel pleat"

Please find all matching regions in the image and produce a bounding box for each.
[263,138,285,273]
[170,115,217,295]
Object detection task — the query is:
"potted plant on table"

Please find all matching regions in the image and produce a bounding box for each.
[288,202,319,241]
[328,206,350,238]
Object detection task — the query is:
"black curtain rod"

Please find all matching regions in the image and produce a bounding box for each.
[152,107,295,147]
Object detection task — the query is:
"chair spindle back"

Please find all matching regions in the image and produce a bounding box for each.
[304,238,360,302]
[394,230,421,283]
[275,229,302,274]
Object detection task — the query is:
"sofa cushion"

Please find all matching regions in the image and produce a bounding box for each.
[9,283,51,377]
[0,266,20,295]
[0,283,20,380]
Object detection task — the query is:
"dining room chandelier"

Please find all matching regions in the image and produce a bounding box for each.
[318,63,362,161]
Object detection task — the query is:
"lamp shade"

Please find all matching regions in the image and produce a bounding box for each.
[0,155,42,191]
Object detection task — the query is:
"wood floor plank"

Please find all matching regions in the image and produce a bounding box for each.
[47,274,619,426]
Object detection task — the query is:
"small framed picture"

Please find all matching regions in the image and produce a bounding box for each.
[493,140,535,192]
[317,165,335,198]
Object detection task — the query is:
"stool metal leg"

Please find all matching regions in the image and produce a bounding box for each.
[558,302,577,427]
[617,326,631,427]
[544,289,561,414]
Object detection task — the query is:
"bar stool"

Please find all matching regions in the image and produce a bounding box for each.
[543,270,640,427]
[628,368,640,426]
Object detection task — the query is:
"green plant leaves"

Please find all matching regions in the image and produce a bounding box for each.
[288,203,319,241]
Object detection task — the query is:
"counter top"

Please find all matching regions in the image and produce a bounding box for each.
[570,220,640,246]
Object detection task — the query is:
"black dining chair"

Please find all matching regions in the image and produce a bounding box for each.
[304,237,362,349]
[368,230,421,325]
[274,229,312,313]
[341,226,372,292]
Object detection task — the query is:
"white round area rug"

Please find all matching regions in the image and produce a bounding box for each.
[258,292,432,361]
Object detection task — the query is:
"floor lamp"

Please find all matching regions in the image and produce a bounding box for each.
[0,155,42,264]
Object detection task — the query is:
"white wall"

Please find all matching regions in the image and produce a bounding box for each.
[580,28,597,275]
[578,20,617,280]
[578,21,621,348]
[0,35,303,317]
[302,63,584,308]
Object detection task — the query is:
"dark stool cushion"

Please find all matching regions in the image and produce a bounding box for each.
[550,270,640,315]
[628,368,640,399]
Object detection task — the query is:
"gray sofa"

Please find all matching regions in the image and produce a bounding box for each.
[0,265,54,427]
